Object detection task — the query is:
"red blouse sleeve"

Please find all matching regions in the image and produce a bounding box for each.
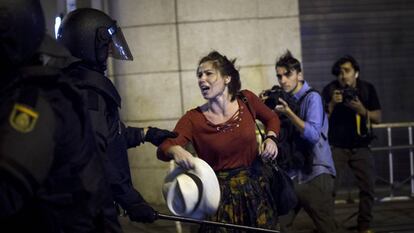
[242,89,280,135]
[157,110,195,161]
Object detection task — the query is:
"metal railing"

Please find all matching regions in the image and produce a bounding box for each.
[371,122,414,201]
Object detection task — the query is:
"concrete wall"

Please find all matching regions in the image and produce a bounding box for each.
[108,0,302,205]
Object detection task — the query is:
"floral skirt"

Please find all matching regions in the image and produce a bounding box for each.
[199,167,278,233]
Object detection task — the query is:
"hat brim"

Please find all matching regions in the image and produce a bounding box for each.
[163,157,221,219]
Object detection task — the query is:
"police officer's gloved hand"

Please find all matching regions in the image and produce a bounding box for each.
[144,127,178,146]
[126,202,158,223]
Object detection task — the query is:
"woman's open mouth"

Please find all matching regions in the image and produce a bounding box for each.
[200,85,210,94]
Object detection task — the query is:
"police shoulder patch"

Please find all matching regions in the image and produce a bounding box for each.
[9,103,39,133]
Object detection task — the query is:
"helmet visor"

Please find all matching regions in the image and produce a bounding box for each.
[108,25,133,61]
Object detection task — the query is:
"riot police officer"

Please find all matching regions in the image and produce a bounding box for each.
[0,0,118,232]
[57,8,177,225]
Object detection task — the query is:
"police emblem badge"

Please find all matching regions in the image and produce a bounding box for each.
[9,103,39,133]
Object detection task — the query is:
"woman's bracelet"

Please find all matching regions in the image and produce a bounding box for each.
[264,135,278,144]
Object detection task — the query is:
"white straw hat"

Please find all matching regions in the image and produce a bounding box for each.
[162,157,221,219]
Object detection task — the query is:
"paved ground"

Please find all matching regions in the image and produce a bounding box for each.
[120,197,414,233]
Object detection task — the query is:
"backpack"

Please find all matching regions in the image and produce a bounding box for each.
[275,88,326,174]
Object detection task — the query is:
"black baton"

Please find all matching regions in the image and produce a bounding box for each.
[157,213,280,233]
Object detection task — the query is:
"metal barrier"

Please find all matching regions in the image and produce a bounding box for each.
[371,122,414,201]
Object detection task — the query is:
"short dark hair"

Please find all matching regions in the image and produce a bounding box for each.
[275,50,302,73]
[331,55,360,76]
[197,51,241,100]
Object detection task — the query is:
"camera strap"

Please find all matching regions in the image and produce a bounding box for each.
[356,107,373,138]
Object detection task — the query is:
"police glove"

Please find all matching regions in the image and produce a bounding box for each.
[145,127,178,146]
[126,202,158,223]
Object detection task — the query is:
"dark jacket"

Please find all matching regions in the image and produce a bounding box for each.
[64,62,147,209]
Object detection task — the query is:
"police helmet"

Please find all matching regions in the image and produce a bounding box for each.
[57,8,133,69]
[0,0,45,68]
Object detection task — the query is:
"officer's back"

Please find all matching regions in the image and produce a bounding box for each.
[0,0,117,232]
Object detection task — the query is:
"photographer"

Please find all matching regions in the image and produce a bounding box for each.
[322,55,382,233]
[264,51,337,233]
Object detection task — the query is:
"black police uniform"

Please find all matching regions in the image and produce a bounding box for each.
[56,8,178,224]
[0,65,116,232]
[64,62,154,222]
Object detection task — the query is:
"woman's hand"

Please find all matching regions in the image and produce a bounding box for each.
[260,136,278,160]
[167,145,195,169]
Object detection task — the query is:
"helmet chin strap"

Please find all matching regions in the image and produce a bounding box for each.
[93,46,109,72]
[94,27,111,71]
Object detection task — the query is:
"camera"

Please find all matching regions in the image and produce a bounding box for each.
[261,85,300,112]
[262,86,287,109]
[341,86,358,102]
